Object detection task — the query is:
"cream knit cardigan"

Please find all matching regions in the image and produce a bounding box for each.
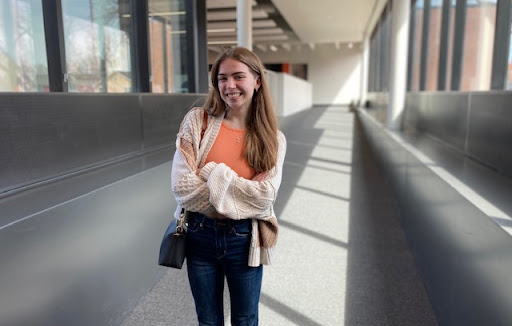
[171,107,286,267]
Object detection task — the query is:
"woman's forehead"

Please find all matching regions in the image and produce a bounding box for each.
[218,58,252,74]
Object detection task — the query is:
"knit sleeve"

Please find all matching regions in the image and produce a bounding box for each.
[199,132,287,220]
[171,109,216,215]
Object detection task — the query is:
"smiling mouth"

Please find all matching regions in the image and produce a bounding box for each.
[227,93,241,99]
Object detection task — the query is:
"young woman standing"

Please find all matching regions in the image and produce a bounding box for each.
[171,47,286,326]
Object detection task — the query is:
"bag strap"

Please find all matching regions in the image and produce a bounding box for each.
[200,109,208,141]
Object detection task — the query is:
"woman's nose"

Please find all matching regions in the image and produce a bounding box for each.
[226,77,236,88]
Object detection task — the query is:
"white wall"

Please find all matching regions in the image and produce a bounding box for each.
[281,73,312,114]
[266,70,312,117]
[253,44,363,106]
[308,45,362,105]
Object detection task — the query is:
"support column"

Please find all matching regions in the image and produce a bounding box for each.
[237,0,252,50]
[387,0,410,130]
[185,0,208,93]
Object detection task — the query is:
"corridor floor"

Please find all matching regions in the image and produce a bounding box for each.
[121,106,438,326]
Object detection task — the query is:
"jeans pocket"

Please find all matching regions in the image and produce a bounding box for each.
[231,223,251,237]
[186,219,201,233]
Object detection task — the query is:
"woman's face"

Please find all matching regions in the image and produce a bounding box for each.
[217,58,261,112]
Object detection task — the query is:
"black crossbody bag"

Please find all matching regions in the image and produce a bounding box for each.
[158,110,208,269]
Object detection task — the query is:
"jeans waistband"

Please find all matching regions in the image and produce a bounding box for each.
[189,212,251,229]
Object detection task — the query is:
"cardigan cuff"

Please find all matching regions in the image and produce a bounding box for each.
[199,161,217,181]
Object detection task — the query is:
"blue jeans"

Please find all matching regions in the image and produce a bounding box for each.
[186,212,263,326]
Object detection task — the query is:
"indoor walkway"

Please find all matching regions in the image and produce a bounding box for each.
[121,106,439,326]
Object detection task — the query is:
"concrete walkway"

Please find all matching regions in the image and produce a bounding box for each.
[121,106,438,326]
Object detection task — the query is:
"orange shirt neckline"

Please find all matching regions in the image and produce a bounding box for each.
[205,122,255,179]
[221,121,244,132]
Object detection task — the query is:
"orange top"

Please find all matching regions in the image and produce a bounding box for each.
[205,122,256,179]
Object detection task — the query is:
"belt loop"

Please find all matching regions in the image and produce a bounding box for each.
[200,215,205,229]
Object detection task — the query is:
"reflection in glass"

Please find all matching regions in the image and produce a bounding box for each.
[460,0,497,91]
[410,0,424,91]
[444,0,456,90]
[61,0,133,93]
[425,1,442,90]
[148,0,188,93]
[508,15,512,90]
[0,0,49,92]
[380,5,391,92]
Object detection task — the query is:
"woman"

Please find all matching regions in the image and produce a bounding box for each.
[171,47,286,325]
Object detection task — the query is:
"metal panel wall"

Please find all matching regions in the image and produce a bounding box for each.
[0,93,205,326]
[141,94,205,149]
[0,94,141,194]
[404,91,512,177]
[357,110,512,326]
[418,92,469,152]
[0,93,205,195]
[467,92,512,176]
[365,92,389,124]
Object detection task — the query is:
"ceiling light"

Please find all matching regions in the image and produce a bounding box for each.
[207,28,236,33]
[208,40,238,45]
[252,28,283,36]
[149,11,185,17]
[255,44,268,52]
[269,45,278,52]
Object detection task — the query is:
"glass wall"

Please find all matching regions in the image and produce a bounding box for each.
[425,0,442,91]
[368,2,391,93]
[61,0,133,93]
[380,4,391,92]
[407,0,503,92]
[368,23,380,92]
[508,16,512,90]
[410,0,424,91]
[460,0,497,91]
[444,0,456,90]
[0,0,205,94]
[148,0,188,93]
[0,0,49,92]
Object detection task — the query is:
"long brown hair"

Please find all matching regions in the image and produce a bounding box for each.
[203,47,279,173]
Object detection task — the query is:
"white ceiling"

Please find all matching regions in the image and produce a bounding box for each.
[272,0,385,44]
[207,0,388,51]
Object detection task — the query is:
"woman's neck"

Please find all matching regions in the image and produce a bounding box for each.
[224,107,248,130]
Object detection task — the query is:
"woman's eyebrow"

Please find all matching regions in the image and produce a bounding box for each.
[218,71,247,76]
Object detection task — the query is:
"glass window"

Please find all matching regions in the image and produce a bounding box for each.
[460,0,497,91]
[61,0,133,93]
[444,0,456,90]
[410,0,424,91]
[507,10,512,90]
[370,21,382,92]
[0,0,49,92]
[380,4,391,92]
[425,1,442,90]
[373,21,381,91]
[148,0,188,93]
[368,27,377,92]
